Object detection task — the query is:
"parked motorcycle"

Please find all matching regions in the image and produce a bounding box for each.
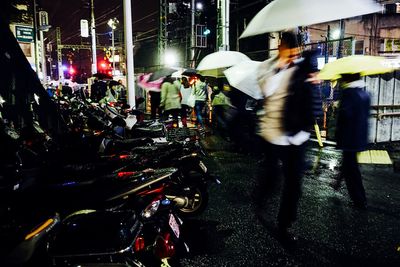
[47,196,186,267]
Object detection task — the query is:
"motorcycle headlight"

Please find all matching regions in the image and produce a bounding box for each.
[141,199,160,219]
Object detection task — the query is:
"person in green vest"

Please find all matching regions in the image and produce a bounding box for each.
[193,76,210,129]
[160,76,182,126]
[211,85,231,137]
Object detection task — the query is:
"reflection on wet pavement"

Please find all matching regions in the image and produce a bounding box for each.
[179,135,400,267]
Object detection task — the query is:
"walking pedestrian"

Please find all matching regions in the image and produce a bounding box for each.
[180,77,195,127]
[253,31,315,247]
[193,76,209,129]
[160,76,181,125]
[149,90,161,120]
[331,73,370,209]
[211,85,231,138]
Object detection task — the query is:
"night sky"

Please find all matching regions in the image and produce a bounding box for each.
[40,0,158,44]
[37,0,159,72]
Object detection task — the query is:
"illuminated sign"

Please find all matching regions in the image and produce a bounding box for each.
[15,25,34,43]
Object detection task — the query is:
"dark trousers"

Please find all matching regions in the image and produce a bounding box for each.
[194,101,206,127]
[254,141,306,229]
[341,151,367,204]
[181,104,192,127]
[149,91,161,119]
[162,108,180,121]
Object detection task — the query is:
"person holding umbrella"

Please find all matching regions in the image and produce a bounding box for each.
[179,77,195,127]
[160,76,182,126]
[253,31,315,247]
[317,55,395,208]
[331,73,370,209]
[193,76,210,129]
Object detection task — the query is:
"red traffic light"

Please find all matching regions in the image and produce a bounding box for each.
[68,66,76,75]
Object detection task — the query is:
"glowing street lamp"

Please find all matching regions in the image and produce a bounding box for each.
[331,29,341,40]
[164,50,178,67]
[107,18,119,75]
[196,2,203,10]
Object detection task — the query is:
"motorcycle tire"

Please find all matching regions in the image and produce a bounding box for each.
[176,185,209,218]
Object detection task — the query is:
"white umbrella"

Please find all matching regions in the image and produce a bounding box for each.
[171,68,184,78]
[224,60,264,100]
[196,51,251,77]
[198,68,226,78]
[240,0,382,38]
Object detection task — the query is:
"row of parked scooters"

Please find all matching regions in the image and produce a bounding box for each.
[0,94,219,266]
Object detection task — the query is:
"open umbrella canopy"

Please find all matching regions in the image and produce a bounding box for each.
[197,51,251,70]
[240,0,382,38]
[137,73,164,92]
[108,80,120,87]
[148,67,177,82]
[224,60,263,100]
[181,68,198,76]
[198,68,226,78]
[171,68,199,78]
[317,55,395,80]
[93,72,113,80]
[196,51,251,78]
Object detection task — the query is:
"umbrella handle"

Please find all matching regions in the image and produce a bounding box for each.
[314,122,323,148]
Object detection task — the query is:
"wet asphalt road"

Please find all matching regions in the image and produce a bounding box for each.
[178,134,400,267]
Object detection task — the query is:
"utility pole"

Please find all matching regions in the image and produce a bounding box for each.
[39,30,47,81]
[158,0,167,66]
[325,25,330,64]
[123,0,135,108]
[108,18,119,76]
[337,19,345,58]
[32,0,40,74]
[90,0,97,74]
[38,10,50,83]
[191,0,195,66]
[217,0,230,51]
[111,27,115,74]
[56,27,64,80]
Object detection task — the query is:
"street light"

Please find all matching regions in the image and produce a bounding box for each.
[164,50,178,67]
[107,18,119,76]
[196,2,203,10]
[331,29,341,40]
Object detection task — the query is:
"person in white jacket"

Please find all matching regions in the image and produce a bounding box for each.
[179,77,195,127]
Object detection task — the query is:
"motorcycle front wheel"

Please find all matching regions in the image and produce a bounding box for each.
[175,185,209,217]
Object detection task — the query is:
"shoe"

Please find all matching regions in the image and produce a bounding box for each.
[276,226,298,249]
[329,180,342,191]
[352,201,368,210]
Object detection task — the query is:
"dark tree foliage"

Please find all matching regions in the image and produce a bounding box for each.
[1,0,33,25]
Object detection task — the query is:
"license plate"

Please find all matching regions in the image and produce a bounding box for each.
[199,161,207,173]
[125,115,137,130]
[168,214,180,238]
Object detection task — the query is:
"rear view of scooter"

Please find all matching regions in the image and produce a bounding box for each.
[47,195,187,267]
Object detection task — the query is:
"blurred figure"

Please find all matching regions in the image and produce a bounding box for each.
[46,84,55,97]
[149,90,161,120]
[302,49,323,122]
[211,85,231,139]
[225,85,251,151]
[62,82,73,97]
[160,76,181,125]
[116,79,127,105]
[55,82,61,96]
[331,73,370,209]
[99,84,116,105]
[180,77,195,127]
[91,78,107,102]
[253,31,315,246]
[193,76,209,129]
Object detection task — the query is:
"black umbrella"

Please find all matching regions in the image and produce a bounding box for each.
[93,72,113,80]
[108,80,120,87]
[181,68,197,76]
[148,67,177,82]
